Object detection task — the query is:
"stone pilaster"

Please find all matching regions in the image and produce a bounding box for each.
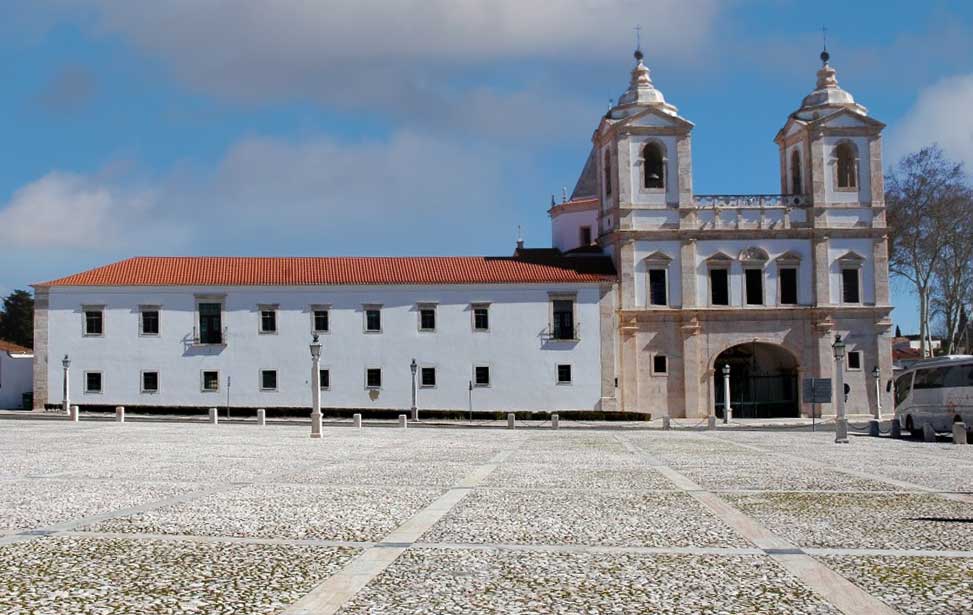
[618,241,636,310]
[869,135,884,207]
[873,237,890,306]
[875,326,894,415]
[597,284,618,412]
[681,331,702,418]
[810,134,827,210]
[813,236,831,306]
[32,288,49,409]
[680,239,697,308]
[814,329,837,416]
[676,135,693,207]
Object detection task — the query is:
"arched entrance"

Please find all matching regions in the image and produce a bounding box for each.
[714,342,799,418]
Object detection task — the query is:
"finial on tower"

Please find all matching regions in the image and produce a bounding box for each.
[820,26,830,65]
[516,225,524,250]
[634,24,643,61]
[562,186,568,203]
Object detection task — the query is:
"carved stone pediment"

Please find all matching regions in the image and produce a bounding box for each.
[739,247,770,262]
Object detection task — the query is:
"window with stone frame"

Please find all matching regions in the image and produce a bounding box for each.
[319,369,330,390]
[85,371,102,393]
[709,268,729,306]
[260,369,277,391]
[364,306,382,332]
[418,305,436,332]
[744,269,764,305]
[83,307,104,336]
[835,142,858,189]
[141,371,159,393]
[779,267,798,305]
[366,368,382,389]
[312,307,330,334]
[556,364,572,385]
[259,307,277,334]
[842,268,862,304]
[420,367,436,388]
[140,306,160,336]
[652,354,668,375]
[648,268,668,306]
[846,351,862,371]
[474,365,491,387]
[472,304,490,331]
[201,370,219,392]
[643,142,665,189]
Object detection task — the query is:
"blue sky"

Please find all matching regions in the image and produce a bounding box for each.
[3,1,973,334]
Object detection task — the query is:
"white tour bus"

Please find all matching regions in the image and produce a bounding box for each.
[892,355,973,436]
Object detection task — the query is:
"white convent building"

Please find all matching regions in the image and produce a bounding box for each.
[32,48,892,419]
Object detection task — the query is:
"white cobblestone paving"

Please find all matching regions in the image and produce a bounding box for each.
[1,420,973,613]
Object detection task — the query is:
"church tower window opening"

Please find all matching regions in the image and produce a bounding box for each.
[643,142,665,189]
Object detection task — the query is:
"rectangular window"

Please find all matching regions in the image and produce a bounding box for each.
[366,368,382,389]
[202,370,220,392]
[198,303,223,344]
[140,307,160,336]
[364,307,382,332]
[913,368,946,390]
[648,269,667,306]
[84,308,103,336]
[552,299,575,340]
[141,371,159,393]
[556,364,572,385]
[474,365,490,387]
[846,351,862,371]
[653,355,668,375]
[579,226,592,245]
[419,306,436,331]
[473,305,490,331]
[745,269,763,305]
[420,366,436,388]
[779,268,798,305]
[319,369,330,390]
[260,369,277,391]
[710,269,729,306]
[312,309,330,333]
[842,269,861,304]
[259,308,277,334]
[85,371,102,393]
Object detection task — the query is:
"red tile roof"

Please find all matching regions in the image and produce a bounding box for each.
[36,256,616,288]
[0,340,31,354]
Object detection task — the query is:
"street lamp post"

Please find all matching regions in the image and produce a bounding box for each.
[310,334,322,439]
[872,365,882,420]
[833,335,849,444]
[410,358,418,421]
[722,364,732,424]
[61,355,71,414]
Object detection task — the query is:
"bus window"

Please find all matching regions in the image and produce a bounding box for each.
[894,373,913,408]
[943,364,973,388]
[913,368,946,390]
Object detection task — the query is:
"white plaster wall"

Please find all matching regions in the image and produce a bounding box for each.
[552,208,598,252]
[826,208,873,228]
[46,284,604,412]
[625,135,679,206]
[630,209,679,231]
[823,136,871,204]
[633,241,683,308]
[828,238,876,305]
[0,352,32,409]
[694,240,814,307]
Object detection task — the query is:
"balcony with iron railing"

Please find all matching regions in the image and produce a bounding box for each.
[689,194,810,230]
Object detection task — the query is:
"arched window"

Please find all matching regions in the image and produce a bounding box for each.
[790,149,802,195]
[643,142,665,189]
[603,150,612,196]
[835,142,857,189]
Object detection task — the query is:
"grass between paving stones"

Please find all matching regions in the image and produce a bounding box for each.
[727,492,973,550]
[0,536,358,615]
[338,548,841,615]
[818,555,973,615]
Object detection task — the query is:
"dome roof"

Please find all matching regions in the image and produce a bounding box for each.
[794,53,868,119]
[609,50,679,118]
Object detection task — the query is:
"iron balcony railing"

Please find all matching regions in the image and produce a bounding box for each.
[694,194,810,208]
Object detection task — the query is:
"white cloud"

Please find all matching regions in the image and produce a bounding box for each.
[888,74,973,170]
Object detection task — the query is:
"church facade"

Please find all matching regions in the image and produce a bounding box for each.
[32,49,893,419]
[550,48,893,419]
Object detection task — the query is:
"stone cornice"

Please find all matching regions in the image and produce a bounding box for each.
[603,227,888,242]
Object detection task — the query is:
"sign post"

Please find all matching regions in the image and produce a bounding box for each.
[803,378,833,433]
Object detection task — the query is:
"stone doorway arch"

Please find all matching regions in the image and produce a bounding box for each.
[713,342,800,418]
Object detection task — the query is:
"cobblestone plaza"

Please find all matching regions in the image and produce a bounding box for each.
[1,420,971,614]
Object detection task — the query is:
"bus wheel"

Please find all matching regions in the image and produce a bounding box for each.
[890,420,902,439]
[907,417,922,440]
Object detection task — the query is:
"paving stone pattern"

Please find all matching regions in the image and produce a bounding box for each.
[1,421,972,613]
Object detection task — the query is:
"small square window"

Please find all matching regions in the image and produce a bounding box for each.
[202,370,220,392]
[419,306,436,331]
[260,308,277,333]
[140,308,159,336]
[420,367,436,388]
[84,309,103,336]
[847,351,862,371]
[364,307,382,332]
[313,309,329,333]
[473,305,490,331]
[366,368,382,389]
[653,355,668,375]
[142,371,159,393]
[85,371,102,393]
[474,365,490,387]
[319,369,330,390]
[261,369,277,391]
[556,364,572,385]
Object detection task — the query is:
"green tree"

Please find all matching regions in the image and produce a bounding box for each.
[0,290,34,348]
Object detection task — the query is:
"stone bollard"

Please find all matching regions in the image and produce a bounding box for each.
[922,423,936,442]
[70,405,80,422]
[662,416,672,431]
[835,418,849,444]
[398,414,407,428]
[890,420,902,439]
[353,413,362,429]
[115,406,125,423]
[953,422,968,445]
[706,415,716,430]
[507,413,516,429]
[551,413,559,430]
[257,408,266,426]
[868,419,880,437]
[209,407,219,425]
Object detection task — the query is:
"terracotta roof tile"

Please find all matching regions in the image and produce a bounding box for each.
[0,340,31,354]
[36,256,616,288]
